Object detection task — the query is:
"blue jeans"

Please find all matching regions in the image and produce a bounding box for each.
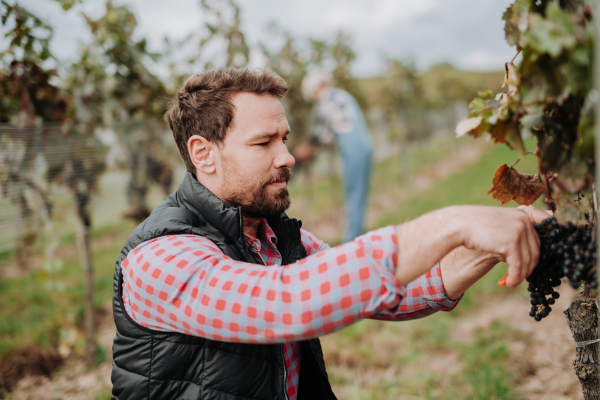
[336,130,373,243]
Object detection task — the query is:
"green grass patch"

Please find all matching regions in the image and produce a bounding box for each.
[0,221,133,358]
[459,322,523,400]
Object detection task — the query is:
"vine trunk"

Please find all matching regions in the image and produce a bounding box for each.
[564,295,599,399]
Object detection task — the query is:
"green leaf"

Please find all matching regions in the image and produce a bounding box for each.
[525,4,576,57]
[502,0,528,49]
[477,90,495,99]
[468,97,485,116]
[54,0,80,11]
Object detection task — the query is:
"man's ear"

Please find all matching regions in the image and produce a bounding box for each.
[188,135,217,175]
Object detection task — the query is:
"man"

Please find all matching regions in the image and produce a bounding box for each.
[296,70,373,242]
[111,68,544,400]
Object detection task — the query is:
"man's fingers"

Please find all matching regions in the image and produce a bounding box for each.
[505,244,523,288]
[524,222,540,277]
[517,205,553,225]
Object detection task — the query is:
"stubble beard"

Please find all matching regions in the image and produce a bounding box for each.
[222,166,292,219]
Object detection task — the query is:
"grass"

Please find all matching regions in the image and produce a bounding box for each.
[0,221,134,358]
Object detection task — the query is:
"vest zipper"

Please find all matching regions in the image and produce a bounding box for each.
[280,344,290,400]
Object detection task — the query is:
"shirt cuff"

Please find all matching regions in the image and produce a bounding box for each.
[415,263,462,311]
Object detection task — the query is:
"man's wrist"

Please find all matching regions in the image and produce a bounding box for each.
[441,205,468,248]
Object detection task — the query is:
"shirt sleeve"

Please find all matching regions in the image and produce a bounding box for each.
[368,263,462,321]
[300,229,462,321]
[122,227,401,344]
[300,228,331,256]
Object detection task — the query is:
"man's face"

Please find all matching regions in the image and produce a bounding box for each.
[216,92,295,218]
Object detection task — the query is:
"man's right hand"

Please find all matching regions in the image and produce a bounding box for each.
[395,205,541,289]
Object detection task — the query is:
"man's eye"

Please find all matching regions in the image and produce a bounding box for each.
[283,137,289,143]
[258,142,269,147]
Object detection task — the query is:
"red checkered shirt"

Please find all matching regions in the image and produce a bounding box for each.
[122,222,461,399]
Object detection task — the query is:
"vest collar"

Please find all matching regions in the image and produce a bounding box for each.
[176,171,244,243]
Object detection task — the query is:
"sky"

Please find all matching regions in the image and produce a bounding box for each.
[20,0,516,77]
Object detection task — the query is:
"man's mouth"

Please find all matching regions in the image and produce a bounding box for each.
[263,168,291,190]
[268,180,287,189]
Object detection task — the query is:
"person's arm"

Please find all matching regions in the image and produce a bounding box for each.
[302,230,462,322]
[395,205,546,294]
[369,262,462,321]
[122,205,544,343]
[122,227,403,344]
[372,205,548,321]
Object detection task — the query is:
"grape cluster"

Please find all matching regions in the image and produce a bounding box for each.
[526,217,597,322]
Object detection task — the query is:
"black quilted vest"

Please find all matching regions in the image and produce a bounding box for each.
[111,172,337,400]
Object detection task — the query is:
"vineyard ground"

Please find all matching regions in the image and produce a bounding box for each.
[0,140,587,399]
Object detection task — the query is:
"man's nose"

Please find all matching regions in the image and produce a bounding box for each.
[274,142,295,169]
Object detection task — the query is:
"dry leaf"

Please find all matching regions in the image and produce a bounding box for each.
[487,164,546,205]
[502,62,520,98]
[455,116,483,138]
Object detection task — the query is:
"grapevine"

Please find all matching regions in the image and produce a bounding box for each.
[527,217,596,321]
[456,0,598,397]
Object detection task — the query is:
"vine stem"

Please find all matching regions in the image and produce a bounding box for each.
[508,151,535,169]
[533,147,556,212]
[510,50,522,64]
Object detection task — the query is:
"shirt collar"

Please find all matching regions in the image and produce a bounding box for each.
[244,218,278,249]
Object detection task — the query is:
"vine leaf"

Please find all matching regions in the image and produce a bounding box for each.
[455,116,483,138]
[487,164,546,205]
[502,62,520,97]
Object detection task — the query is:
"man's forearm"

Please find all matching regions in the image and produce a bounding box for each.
[395,205,543,290]
[395,207,463,285]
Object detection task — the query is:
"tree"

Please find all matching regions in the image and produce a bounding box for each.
[456,1,597,397]
[0,0,106,365]
[77,2,172,222]
[260,25,314,149]
[200,0,249,70]
[0,1,67,265]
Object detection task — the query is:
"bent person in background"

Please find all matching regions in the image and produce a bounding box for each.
[111,68,547,400]
[295,70,374,242]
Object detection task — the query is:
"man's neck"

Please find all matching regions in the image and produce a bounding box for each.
[242,214,262,238]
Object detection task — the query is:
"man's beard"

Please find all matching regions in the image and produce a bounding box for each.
[223,167,292,218]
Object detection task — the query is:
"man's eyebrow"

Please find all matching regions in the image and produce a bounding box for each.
[248,130,290,141]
